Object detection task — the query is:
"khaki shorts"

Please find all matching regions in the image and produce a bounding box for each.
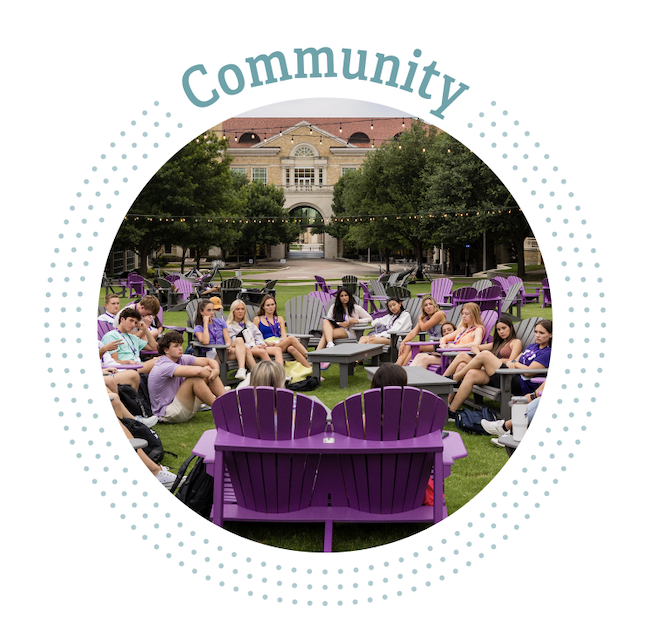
[161,396,202,424]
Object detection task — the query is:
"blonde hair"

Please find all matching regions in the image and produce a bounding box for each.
[420,295,439,318]
[226,299,251,326]
[460,302,484,329]
[250,360,285,389]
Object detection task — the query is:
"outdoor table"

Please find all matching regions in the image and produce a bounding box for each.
[308,343,384,388]
[365,365,456,400]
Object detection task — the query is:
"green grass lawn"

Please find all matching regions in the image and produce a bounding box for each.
[99,276,551,552]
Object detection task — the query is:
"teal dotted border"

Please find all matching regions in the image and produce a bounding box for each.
[47,97,604,606]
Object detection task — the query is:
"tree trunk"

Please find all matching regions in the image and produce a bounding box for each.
[180,248,187,274]
[384,249,391,273]
[515,238,526,279]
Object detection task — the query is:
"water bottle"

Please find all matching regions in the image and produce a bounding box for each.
[509,396,529,441]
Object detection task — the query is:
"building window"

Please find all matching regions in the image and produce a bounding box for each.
[251,167,267,184]
[285,168,291,185]
[231,167,247,176]
[294,145,316,157]
[348,132,370,145]
[341,166,357,176]
[294,168,315,188]
[318,168,323,185]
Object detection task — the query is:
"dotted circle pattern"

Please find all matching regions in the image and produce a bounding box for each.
[48,98,604,606]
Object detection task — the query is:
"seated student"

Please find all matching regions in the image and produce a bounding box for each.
[101,307,158,365]
[410,303,485,370]
[315,288,372,371]
[193,299,250,380]
[442,316,522,381]
[249,359,286,390]
[227,299,282,369]
[253,295,312,371]
[98,293,122,324]
[114,295,162,349]
[359,296,411,346]
[481,380,546,443]
[100,336,141,392]
[447,319,553,421]
[148,331,226,424]
[396,296,447,366]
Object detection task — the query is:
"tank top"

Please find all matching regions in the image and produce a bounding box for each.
[258,316,281,339]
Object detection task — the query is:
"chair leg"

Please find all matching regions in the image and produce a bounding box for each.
[324,520,333,553]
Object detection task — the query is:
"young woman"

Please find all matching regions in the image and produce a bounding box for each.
[249,360,286,390]
[253,295,312,370]
[410,302,485,369]
[447,319,553,419]
[315,288,372,370]
[396,296,447,366]
[370,363,408,389]
[359,296,411,346]
[442,316,522,380]
[440,322,456,337]
[227,299,283,372]
[193,299,250,380]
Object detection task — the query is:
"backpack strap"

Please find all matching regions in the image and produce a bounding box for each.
[170,454,199,494]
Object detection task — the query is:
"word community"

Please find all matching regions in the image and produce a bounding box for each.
[182,48,469,120]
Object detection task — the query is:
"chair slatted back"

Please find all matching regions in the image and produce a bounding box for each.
[541,278,552,308]
[341,275,359,297]
[97,319,114,341]
[286,295,326,336]
[307,291,331,308]
[491,277,509,294]
[402,297,423,329]
[501,281,523,313]
[451,286,478,305]
[514,317,544,349]
[331,387,446,514]
[471,279,492,291]
[369,279,388,297]
[480,310,499,343]
[211,387,328,513]
[476,285,503,311]
[172,278,194,300]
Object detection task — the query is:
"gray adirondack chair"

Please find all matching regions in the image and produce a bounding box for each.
[221,277,243,309]
[471,279,492,292]
[501,281,523,320]
[285,295,326,348]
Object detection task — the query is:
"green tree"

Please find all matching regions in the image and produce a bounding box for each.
[112,131,240,275]
[235,182,301,264]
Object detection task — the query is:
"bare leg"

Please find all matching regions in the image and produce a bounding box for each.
[252,347,273,362]
[411,352,441,368]
[453,350,503,382]
[442,352,473,378]
[264,346,284,363]
[449,369,490,412]
[282,339,311,368]
[359,336,390,345]
[175,374,224,409]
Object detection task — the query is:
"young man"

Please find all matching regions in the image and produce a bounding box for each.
[98,293,121,323]
[101,307,158,364]
[114,295,162,350]
[148,331,226,424]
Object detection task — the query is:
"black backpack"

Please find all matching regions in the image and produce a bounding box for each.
[171,455,214,519]
[120,416,165,464]
[286,376,320,392]
[454,407,500,435]
[118,380,153,419]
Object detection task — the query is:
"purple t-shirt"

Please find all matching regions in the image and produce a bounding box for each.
[517,343,551,395]
[149,355,196,417]
[193,318,227,345]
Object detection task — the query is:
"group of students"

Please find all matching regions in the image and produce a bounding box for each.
[313,287,552,444]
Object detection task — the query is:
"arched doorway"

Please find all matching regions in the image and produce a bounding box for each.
[288,206,325,258]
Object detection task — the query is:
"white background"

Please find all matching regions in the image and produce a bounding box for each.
[2,2,648,628]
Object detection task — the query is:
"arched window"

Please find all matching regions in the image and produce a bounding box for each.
[348,132,370,145]
[293,144,316,157]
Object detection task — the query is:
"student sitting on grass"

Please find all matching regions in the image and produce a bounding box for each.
[148,331,226,424]
[101,308,158,365]
[98,293,122,324]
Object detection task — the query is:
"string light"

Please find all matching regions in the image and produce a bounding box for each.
[370,120,374,130]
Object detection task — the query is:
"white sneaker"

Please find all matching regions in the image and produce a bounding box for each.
[326,342,335,349]
[156,466,177,489]
[481,418,506,436]
[235,368,247,380]
[135,414,159,429]
[491,437,505,448]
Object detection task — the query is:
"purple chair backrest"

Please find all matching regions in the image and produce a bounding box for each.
[479,310,499,344]
[477,285,503,310]
[97,319,114,341]
[173,278,194,300]
[426,278,453,304]
[491,277,509,294]
[165,274,180,283]
[451,286,478,305]
[211,387,328,513]
[331,387,446,513]
[308,291,330,307]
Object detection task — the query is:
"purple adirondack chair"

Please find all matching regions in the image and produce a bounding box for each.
[126,273,146,298]
[314,275,336,296]
[491,277,509,295]
[307,291,331,309]
[541,277,552,308]
[97,319,115,341]
[417,277,453,302]
[206,386,447,552]
[475,285,503,316]
[451,286,478,306]
[165,274,181,283]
